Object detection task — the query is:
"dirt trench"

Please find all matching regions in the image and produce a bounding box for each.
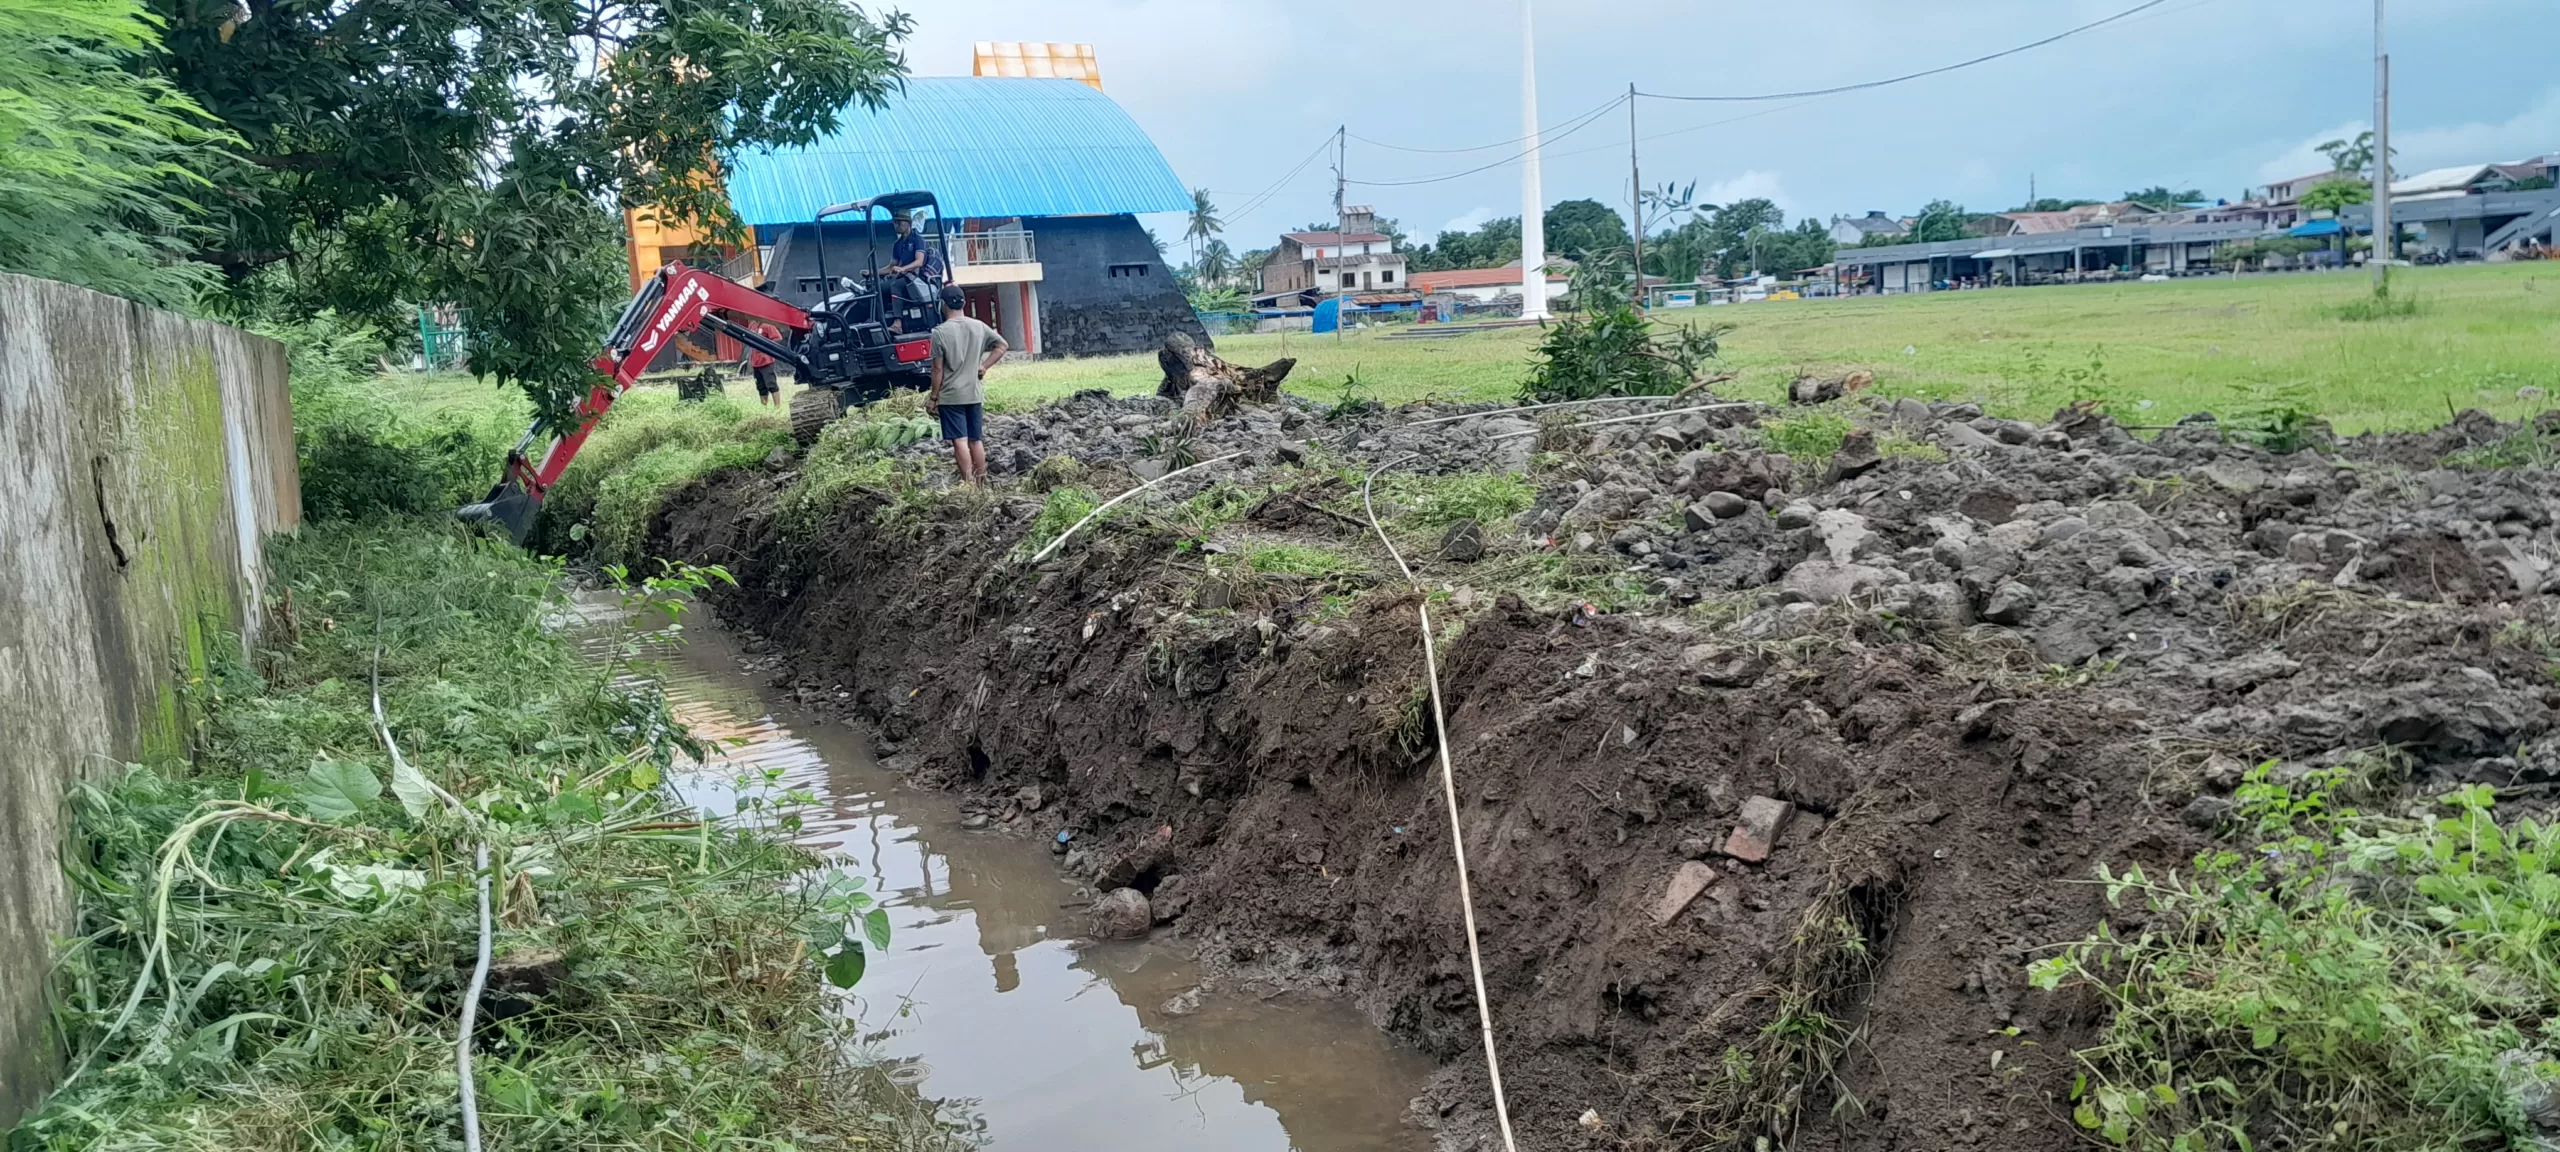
[647,477,2212,1152]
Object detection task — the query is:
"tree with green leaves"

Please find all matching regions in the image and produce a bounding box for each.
[148,0,912,420]
[2007,198,2103,213]
[1542,199,1632,262]
[1184,187,1222,264]
[0,0,232,309]
[2123,186,2206,209]
[1700,198,1784,278]
[2300,179,2373,213]
[1910,200,1972,243]
[1407,217,1521,273]
[2316,131,2394,180]
[1198,238,1235,287]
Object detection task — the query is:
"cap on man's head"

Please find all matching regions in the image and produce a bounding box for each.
[939,284,966,310]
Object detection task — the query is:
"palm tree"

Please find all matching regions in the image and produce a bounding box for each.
[1198,238,1234,287]
[1184,188,1222,264]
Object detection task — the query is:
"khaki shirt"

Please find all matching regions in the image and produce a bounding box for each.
[930,315,1001,405]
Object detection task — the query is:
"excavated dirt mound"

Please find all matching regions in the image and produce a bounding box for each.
[645,389,2560,1150]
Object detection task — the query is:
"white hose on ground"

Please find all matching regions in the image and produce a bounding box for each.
[1021,450,1251,566]
[373,616,486,1152]
[1485,401,1757,441]
[455,842,493,1152]
[1360,454,1522,1152]
[1401,392,1699,427]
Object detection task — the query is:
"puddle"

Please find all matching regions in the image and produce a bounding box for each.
[588,601,1436,1151]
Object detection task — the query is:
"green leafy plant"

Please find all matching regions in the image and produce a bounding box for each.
[1759,410,1855,465]
[1139,423,1202,471]
[2030,758,2555,1151]
[1521,254,1729,403]
[2334,279,2423,322]
[15,522,944,1151]
[2227,380,2325,453]
[1327,368,1383,422]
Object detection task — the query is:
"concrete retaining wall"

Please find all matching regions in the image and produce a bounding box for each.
[0,273,299,1122]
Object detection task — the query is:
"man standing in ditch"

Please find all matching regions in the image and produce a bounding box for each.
[929,283,1005,487]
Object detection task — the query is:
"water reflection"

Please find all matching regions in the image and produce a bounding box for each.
[596,602,1433,1151]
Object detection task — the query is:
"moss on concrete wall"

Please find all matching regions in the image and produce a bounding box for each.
[0,275,298,1122]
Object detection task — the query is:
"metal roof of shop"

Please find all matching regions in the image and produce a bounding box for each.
[725,77,1190,225]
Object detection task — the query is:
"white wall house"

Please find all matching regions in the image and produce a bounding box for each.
[1258,206,1410,297]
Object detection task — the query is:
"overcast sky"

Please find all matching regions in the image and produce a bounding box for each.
[891,0,2560,248]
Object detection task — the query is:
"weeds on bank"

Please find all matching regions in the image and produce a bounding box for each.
[777,409,924,542]
[2226,380,2325,453]
[12,522,946,1152]
[2333,280,2424,322]
[542,392,789,562]
[2448,424,2560,470]
[2031,757,2560,1150]
[1657,877,1898,1149]
[1758,410,1854,465]
[1379,472,1535,529]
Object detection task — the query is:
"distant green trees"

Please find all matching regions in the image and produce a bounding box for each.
[2301,179,2374,213]
[1909,200,1973,243]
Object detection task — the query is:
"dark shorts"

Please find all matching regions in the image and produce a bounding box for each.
[753,363,779,394]
[937,402,984,441]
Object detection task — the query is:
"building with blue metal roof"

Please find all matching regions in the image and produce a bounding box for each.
[727,76,1203,358]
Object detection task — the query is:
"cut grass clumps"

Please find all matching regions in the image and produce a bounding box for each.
[1759,410,1856,466]
[2032,757,2560,1150]
[777,411,914,542]
[12,521,952,1152]
[1241,541,1365,578]
[1384,472,1536,529]
[541,392,788,561]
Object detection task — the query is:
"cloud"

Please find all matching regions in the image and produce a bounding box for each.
[1703,171,1793,215]
[2257,120,2368,183]
[2258,90,2560,186]
[1439,206,1496,235]
[2395,87,2560,170]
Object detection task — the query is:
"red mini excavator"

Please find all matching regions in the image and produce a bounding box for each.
[460,191,956,544]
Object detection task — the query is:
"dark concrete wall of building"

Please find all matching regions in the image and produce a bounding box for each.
[1020,215,1209,357]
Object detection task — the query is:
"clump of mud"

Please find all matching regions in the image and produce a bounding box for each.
[649,386,2560,1151]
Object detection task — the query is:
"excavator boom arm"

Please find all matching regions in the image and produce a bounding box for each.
[460,266,814,543]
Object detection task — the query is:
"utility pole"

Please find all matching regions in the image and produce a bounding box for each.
[1518,0,1548,322]
[1628,83,1644,306]
[1333,124,1347,227]
[2371,0,2393,286]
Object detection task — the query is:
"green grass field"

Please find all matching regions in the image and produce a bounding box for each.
[391,263,2557,434]
[984,263,2560,433]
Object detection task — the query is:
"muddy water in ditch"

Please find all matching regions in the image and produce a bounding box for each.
[611,609,1436,1151]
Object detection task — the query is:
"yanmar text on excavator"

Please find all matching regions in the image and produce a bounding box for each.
[459,191,956,543]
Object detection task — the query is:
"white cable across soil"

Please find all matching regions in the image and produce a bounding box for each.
[1022,449,1251,566]
[373,626,487,1152]
[1361,454,1523,1152]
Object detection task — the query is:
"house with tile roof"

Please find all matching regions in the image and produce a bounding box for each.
[1257,207,1411,300]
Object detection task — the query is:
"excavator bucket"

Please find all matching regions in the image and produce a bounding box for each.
[457,478,540,546]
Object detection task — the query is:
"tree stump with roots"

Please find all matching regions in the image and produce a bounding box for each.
[1157,332,1294,427]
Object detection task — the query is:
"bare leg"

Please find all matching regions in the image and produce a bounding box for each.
[947,439,971,482]
[964,439,988,485]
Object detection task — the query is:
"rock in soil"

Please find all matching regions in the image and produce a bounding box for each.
[1091,888,1153,939]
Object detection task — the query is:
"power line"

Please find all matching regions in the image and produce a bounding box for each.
[1346,92,1630,154]
[1345,93,1629,188]
[1637,0,2176,102]
[1222,133,1339,227]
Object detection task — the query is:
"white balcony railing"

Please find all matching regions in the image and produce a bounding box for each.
[953,229,1037,267]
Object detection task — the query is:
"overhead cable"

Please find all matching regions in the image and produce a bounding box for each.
[1345,93,1628,188]
[1348,92,1631,154]
[1637,0,2175,102]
